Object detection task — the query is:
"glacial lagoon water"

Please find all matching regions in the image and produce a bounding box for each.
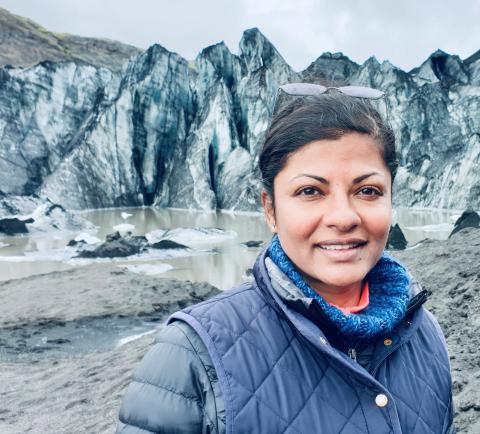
[0,206,464,360]
[0,207,462,287]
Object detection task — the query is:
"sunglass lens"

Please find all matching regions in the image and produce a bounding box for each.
[338,86,384,99]
[280,83,327,96]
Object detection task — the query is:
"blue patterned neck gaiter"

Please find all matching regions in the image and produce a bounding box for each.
[267,235,410,340]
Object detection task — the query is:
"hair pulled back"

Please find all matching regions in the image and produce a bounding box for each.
[259,92,397,200]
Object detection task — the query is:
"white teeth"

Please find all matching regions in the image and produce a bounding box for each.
[319,243,361,250]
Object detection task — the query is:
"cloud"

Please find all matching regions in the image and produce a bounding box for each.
[0,0,479,71]
[0,0,248,58]
[239,0,480,71]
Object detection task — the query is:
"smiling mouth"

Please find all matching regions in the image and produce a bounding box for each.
[316,241,368,250]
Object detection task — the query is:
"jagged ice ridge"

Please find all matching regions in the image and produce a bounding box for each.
[1,28,480,212]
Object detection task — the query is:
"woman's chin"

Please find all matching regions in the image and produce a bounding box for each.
[306,271,366,293]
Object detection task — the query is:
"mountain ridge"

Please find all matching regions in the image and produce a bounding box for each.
[0,7,142,72]
[0,8,479,212]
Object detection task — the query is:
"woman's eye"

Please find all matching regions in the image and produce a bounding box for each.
[358,187,382,197]
[298,187,320,196]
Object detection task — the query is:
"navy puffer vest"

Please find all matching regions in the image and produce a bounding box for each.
[168,249,453,434]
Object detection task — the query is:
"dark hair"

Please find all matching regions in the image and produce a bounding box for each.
[259,92,398,199]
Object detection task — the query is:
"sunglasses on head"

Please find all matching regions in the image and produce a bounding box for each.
[278,83,385,99]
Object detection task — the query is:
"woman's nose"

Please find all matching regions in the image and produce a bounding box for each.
[322,195,361,232]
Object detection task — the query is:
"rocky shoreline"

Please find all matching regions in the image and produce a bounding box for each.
[0,266,219,433]
[0,229,479,433]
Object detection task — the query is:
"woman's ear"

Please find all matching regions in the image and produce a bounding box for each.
[261,191,276,233]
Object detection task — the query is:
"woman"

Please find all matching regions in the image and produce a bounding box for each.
[117,84,455,434]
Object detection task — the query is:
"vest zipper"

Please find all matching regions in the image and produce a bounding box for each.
[371,345,400,376]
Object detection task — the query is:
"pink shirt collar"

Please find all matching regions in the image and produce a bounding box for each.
[330,281,370,315]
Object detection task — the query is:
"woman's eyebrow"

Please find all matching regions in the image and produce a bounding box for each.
[353,172,383,183]
[290,174,328,183]
[290,172,383,184]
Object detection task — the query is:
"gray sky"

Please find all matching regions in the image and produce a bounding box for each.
[1,0,479,72]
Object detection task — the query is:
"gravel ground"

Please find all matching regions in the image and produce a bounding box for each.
[393,227,480,433]
[0,265,219,434]
[0,229,479,433]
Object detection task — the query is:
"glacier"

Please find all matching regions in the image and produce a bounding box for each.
[0,28,479,212]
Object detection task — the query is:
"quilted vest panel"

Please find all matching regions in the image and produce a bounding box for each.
[169,263,451,434]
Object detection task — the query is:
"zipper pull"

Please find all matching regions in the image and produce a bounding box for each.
[348,348,357,361]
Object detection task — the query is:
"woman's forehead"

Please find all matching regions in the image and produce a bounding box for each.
[280,133,388,174]
[287,171,388,185]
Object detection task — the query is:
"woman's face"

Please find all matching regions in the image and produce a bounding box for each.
[262,132,392,295]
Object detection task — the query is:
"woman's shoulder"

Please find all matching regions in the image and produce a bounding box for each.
[404,277,448,349]
[170,280,274,331]
[419,307,449,346]
[403,303,451,368]
[117,321,225,433]
[193,281,257,306]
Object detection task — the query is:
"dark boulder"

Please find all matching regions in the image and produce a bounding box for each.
[387,224,408,250]
[0,217,34,235]
[74,230,192,258]
[449,209,480,237]
[105,232,122,242]
[77,243,138,259]
[67,239,85,247]
[150,239,188,250]
[76,232,148,258]
[107,231,147,249]
[241,240,264,248]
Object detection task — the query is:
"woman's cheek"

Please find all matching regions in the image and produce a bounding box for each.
[283,206,319,239]
[371,209,392,240]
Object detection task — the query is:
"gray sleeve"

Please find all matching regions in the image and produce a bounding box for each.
[117,321,225,434]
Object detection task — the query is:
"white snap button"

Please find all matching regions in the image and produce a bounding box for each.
[319,336,327,345]
[375,393,389,407]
